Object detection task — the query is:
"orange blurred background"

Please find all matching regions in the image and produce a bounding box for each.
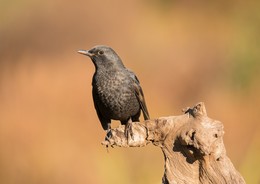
[1,0,260,183]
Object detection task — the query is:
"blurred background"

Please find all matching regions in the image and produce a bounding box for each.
[0,0,260,183]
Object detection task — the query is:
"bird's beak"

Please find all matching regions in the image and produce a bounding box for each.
[77,50,94,57]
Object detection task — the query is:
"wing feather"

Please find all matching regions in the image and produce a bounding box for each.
[92,88,111,130]
[127,69,150,120]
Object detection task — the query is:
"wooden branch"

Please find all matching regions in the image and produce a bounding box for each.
[102,102,245,184]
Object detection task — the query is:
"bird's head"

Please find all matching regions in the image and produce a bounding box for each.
[78,45,124,69]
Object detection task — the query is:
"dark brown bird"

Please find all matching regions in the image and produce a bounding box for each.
[78,45,150,137]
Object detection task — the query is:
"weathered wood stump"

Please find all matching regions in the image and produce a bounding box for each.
[102,102,245,184]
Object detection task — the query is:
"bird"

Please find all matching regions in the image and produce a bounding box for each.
[78,45,150,138]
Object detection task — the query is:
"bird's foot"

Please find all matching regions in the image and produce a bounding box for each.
[105,129,112,141]
[104,129,114,149]
[125,121,134,141]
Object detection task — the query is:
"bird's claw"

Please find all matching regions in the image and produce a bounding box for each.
[125,122,134,141]
[105,129,112,141]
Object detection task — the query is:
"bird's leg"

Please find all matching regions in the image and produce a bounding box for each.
[105,123,112,141]
[124,118,134,140]
[105,130,112,140]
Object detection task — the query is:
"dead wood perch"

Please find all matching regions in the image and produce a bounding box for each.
[102,102,245,184]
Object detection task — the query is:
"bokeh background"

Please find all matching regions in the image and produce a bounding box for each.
[1,0,260,183]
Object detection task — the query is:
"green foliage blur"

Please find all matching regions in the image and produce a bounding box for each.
[0,1,260,183]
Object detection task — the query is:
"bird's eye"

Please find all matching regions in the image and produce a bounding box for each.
[98,50,104,55]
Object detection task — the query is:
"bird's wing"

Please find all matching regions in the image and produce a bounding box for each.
[127,69,150,120]
[92,88,111,130]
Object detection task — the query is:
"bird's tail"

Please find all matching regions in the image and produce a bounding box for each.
[138,92,150,120]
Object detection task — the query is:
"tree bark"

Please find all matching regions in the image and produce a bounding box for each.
[102,102,245,184]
